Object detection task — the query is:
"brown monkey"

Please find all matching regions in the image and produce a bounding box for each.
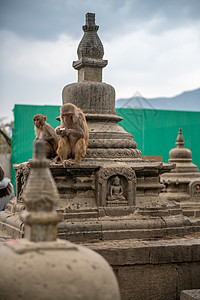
[33,114,58,159]
[55,103,89,164]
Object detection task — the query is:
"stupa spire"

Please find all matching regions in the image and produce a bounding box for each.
[73,12,107,82]
[176,128,185,148]
[20,140,61,242]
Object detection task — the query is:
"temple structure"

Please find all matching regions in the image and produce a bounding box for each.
[1,13,198,242]
[0,13,200,300]
[161,128,200,218]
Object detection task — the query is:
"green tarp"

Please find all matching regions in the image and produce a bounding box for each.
[11,105,60,191]
[11,104,200,192]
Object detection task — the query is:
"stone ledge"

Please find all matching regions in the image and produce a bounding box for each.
[82,235,200,265]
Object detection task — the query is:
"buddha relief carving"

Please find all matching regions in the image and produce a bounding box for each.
[188,181,200,198]
[193,184,200,197]
[107,176,126,201]
[96,165,136,207]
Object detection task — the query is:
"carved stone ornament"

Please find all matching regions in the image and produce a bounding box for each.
[15,163,30,204]
[188,181,200,198]
[86,148,142,158]
[96,165,136,207]
[88,138,137,149]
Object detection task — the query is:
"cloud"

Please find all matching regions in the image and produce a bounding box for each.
[0,31,78,79]
[0,30,78,120]
[104,23,200,98]
[0,0,200,122]
[1,0,200,41]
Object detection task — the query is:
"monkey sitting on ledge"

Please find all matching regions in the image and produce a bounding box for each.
[54,103,89,164]
[33,114,58,159]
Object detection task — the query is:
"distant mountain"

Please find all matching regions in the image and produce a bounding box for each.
[116,88,200,112]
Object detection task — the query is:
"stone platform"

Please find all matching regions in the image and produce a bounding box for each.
[1,160,199,242]
[82,234,200,300]
[1,225,200,300]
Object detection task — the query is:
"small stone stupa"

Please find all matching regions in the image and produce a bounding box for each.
[1,13,199,242]
[161,128,200,218]
[0,141,120,300]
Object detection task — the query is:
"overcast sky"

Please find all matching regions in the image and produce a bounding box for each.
[0,0,200,122]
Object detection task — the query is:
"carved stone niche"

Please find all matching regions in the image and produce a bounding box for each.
[188,180,200,199]
[96,165,136,207]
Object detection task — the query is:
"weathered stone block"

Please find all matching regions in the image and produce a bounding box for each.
[177,264,200,295]
[117,264,177,300]
[83,237,200,300]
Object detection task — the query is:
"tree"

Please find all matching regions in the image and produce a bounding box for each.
[0,118,13,154]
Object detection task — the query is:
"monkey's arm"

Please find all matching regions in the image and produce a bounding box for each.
[71,112,88,140]
[67,128,84,139]
[56,126,83,138]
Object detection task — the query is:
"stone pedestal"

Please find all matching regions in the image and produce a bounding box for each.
[3,159,196,242]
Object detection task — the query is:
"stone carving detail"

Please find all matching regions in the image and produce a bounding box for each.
[15,163,30,204]
[86,148,142,158]
[88,139,137,149]
[188,181,200,198]
[96,165,136,206]
[107,176,127,206]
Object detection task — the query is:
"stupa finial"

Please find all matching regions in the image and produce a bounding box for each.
[20,140,61,242]
[176,128,185,148]
[83,13,99,32]
[73,12,107,82]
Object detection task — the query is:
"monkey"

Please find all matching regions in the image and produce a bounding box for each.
[33,114,58,159]
[54,103,89,164]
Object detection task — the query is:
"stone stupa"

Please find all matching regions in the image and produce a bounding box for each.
[161,128,200,218]
[1,13,198,242]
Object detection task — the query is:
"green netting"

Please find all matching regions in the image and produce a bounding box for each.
[11,105,200,192]
[11,105,60,191]
[117,108,200,168]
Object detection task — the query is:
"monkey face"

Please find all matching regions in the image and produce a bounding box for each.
[61,113,73,125]
[33,114,46,128]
